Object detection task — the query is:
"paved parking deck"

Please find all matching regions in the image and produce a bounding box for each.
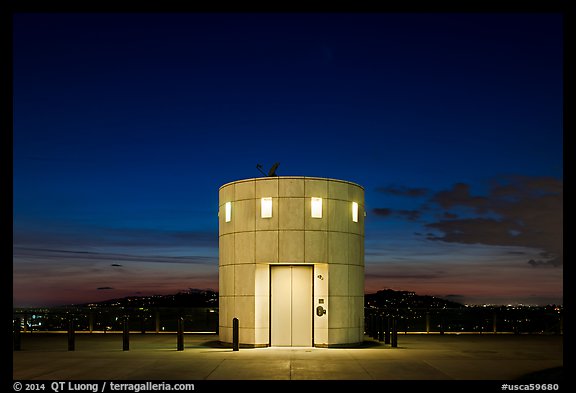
[13,333,562,381]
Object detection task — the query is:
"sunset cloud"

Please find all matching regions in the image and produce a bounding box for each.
[372,175,563,267]
[376,185,429,197]
[426,176,562,267]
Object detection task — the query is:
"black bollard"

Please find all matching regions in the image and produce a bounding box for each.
[89,312,94,333]
[377,315,384,342]
[371,314,378,339]
[123,316,130,351]
[13,318,22,351]
[365,314,371,337]
[232,317,239,351]
[68,318,75,351]
[385,317,390,344]
[493,312,498,334]
[177,317,184,351]
[391,318,398,348]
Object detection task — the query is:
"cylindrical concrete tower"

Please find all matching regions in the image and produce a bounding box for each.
[218,176,364,347]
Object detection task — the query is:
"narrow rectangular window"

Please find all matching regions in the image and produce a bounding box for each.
[261,197,272,218]
[311,197,322,218]
[352,202,359,222]
[225,202,232,222]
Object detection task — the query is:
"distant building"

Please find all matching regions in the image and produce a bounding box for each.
[218,176,365,347]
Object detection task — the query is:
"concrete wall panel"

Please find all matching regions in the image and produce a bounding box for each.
[234,231,255,264]
[255,177,278,198]
[305,178,328,198]
[279,177,304,197]
[305,231,327,262]
[219,265,234,297]
[239,327,255,344]
[234,199,255,232]
[234,264,255,296]
[348,183,364,204]
[255,327,269,345]
[329,264,349,297]
[219,234,234,266]
[328,296,349,328]
[348,234,362,266]
[224,297,235,328]
[255,230,278,263]
[235,179,255,200]
[278,230,305,262]
[279,197,304,230]
[314,327,328,345]
[254,264,270,296]
[328,199,349,232]
[235,296,255,329]
[328,232,348,264]
[348,265,365,296]
[328,327,349,345]
[254,295,269,329]
[328,180,349,200]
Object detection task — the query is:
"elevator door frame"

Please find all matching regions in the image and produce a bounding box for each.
[269,264,314,347]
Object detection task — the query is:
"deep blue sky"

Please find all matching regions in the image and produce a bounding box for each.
[12,12,564,306]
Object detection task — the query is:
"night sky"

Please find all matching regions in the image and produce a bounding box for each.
[12,11,564,307]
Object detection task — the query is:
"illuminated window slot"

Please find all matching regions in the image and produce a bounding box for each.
[352,202,359,222]
[311,197,322,218]
[225,202,232,222]
[261,197,272,218]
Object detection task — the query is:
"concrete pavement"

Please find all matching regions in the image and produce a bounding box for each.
[12,333,562,381]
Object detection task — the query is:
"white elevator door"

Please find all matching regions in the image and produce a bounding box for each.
[270,265,313,346]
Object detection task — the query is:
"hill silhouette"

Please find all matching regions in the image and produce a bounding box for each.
[77,288,461,310]
[365,289,465,309]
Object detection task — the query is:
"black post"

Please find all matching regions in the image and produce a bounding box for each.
[439,315,445,335]
[371,314,378,339]
[378,315,384,342]
[123,315,130,351]
[177,317,184,351]
[365,314,371,337]
[89,311,94,333]
[384,317,390,344]
[232,317,239,351]
[13,318,22,351]
[68,317,75,351]
[368,314,373,338]
[391,318,398,348]
[493,312,498,334]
